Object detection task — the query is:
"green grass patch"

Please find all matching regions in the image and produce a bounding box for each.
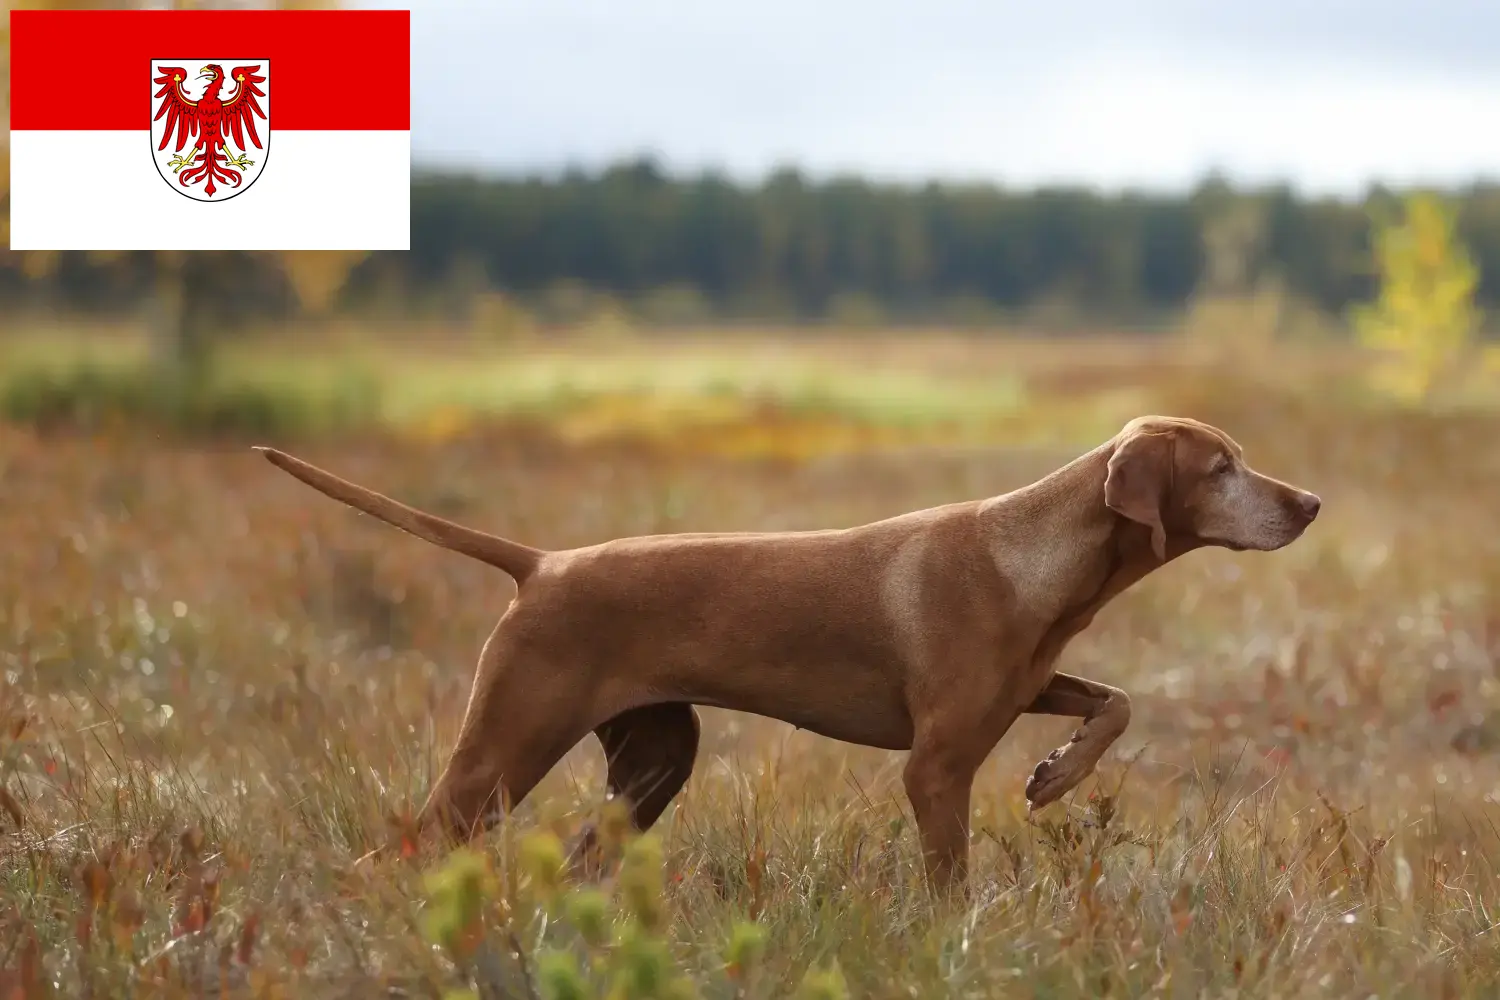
[0,335,1048,446]
[0,359,382,439]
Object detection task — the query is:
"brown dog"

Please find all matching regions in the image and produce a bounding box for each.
[255,415,1319,892]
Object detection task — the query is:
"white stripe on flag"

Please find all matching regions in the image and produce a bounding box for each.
[9,130,410,251]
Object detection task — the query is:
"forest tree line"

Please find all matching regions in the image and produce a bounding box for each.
[8,158,1500,331]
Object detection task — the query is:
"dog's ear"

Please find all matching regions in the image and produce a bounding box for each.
[1105,429,1174,561]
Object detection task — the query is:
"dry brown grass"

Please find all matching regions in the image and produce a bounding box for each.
[3,333,1500,998]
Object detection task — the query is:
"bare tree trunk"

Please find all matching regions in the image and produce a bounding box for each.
[149,252,218,374]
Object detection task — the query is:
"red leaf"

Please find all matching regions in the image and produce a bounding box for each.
[237,913,261,966]
[1264,665,1287,703]
[78,859,111,908]
[1429,690,1461,717]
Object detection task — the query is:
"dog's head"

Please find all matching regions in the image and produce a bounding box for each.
[1103,415,1319,562]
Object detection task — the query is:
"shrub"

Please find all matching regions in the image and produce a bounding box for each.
[0,360,380,439]
[418,816,786,1000]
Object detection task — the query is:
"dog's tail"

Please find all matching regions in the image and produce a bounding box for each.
[253,446,543,583]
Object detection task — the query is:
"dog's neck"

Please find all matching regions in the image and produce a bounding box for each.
[977,441,1168,630]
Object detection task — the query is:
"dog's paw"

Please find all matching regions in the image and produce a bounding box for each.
[1024,744,1086,811]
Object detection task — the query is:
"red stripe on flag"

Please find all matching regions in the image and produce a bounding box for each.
[10,9,409,131]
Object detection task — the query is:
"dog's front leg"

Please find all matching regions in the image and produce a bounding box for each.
[1021,672,1132,811]
[903,720,996,896]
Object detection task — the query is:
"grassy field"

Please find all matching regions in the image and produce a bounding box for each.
[4,329,1500,998]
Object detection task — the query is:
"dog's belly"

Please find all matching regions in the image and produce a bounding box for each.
[688,674,916,751]
[780,709,916,752]
[656,611,917,749]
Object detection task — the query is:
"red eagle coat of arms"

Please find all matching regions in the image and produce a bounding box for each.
[151,59,270,201]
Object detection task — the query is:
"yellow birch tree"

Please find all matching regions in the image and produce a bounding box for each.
[1350,191,1485,405]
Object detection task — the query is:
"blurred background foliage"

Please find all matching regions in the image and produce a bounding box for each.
[13,155,1500,343]
[1,3,1498,357]
[3,2,1498,433]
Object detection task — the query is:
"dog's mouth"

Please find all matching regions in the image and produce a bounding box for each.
[1202,524,1305,553]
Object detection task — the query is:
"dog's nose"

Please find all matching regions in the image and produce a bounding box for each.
[1297,492,1321,520]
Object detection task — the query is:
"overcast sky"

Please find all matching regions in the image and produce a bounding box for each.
[360,0,1500,196]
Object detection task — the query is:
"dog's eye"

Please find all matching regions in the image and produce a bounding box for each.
[1213,458,1233,476]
